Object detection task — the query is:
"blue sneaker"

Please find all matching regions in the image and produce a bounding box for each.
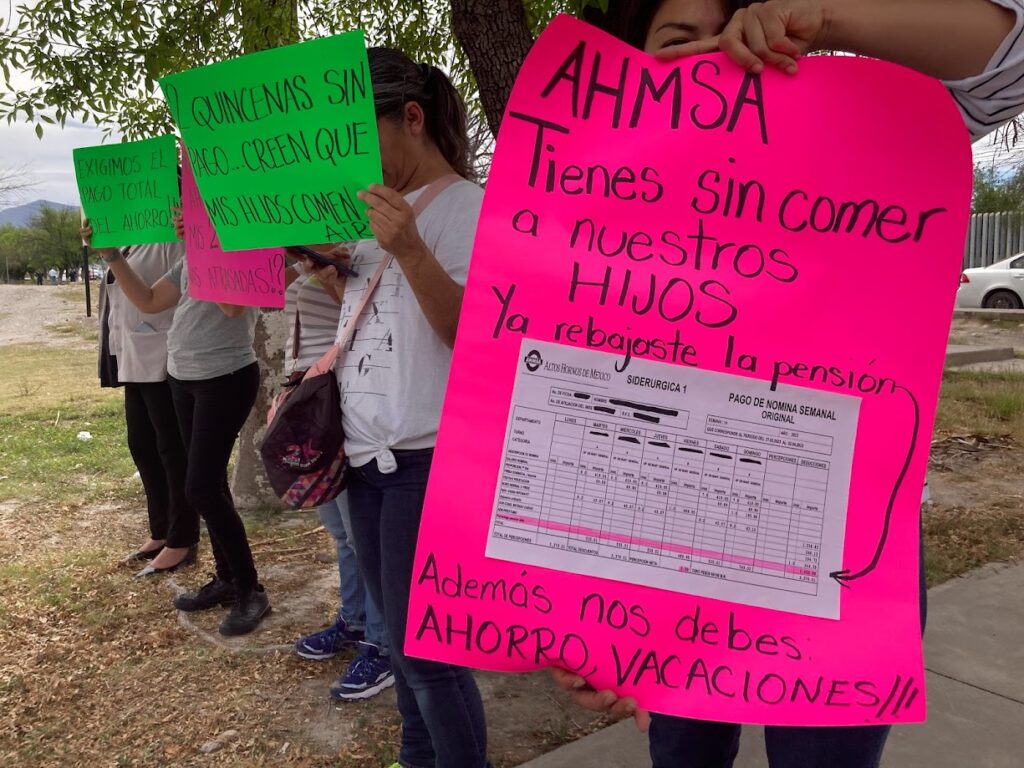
[294,616,364,660]
[330,642,395,701]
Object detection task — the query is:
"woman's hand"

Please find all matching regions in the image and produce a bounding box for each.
[549,668,652,733]
[655,0,830,76]
[358,184,427,264]
[80,218,120,261]
[172,207,185,241]
[289,244,352,296]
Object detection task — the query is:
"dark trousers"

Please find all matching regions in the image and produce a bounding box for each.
[649,534,930,768]
[123,381,197,548]
[168,363,260,592]
[649,718,890,768]
[347,449,490,768]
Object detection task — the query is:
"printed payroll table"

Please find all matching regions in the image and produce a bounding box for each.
[486,340,860,619]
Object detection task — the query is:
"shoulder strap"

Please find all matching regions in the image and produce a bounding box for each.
[411,173,462,216]
[302,174,465,379]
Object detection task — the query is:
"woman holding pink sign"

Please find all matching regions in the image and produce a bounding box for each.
[81,221,271,638]
[549,1,1024,767]
[94,236,198,576]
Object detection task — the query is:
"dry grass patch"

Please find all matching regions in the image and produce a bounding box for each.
[924,500,1024,586]
[0,344,114,415]
[44,319,98,344]
[926,369,1024,587]
[0,500,603,767]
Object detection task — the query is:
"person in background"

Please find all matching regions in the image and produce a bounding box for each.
[80,221,271,637]
[93,233,198,576]
[553,2,1024,768]
[306,47,490,768]
[283,256,394,701]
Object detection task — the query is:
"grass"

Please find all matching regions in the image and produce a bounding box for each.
[927,368,1024,587]
[0,343,115,414]
[934,369,1024,436]
[0,345,138,507]
[44,319,98,343]
[924,501,1024,586]
[0,399,140,506]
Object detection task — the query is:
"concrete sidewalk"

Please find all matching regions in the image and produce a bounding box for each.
[519,563,1024,768]
[945,344,1017,367]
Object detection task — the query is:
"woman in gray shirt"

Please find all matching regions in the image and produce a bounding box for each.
[82,224,270,637]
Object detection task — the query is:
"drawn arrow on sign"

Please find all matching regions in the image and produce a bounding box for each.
[830,384,921,588]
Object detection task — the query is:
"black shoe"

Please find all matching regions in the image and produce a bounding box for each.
[219,587,271,637]
[173,575,236,612]
[124,545,164,562]
[134,544,198,578]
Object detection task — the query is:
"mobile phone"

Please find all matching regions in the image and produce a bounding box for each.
[290,245,358,278]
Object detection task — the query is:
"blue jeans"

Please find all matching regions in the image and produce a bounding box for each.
[649,530,929,768]
[317,493,389,653]
[347,449,490,768]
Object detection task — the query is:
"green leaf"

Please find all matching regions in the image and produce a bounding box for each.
[34,123,43,139]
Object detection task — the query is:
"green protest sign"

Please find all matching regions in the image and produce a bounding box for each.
[73,135,180,248]
[160,30,382,251]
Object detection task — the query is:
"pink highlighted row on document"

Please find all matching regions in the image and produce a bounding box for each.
[496,512,818,579]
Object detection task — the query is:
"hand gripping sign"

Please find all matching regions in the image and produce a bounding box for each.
[406,15,971,725]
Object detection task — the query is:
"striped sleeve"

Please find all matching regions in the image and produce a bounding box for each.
[293,277,342,369]
[945,0,1024,141]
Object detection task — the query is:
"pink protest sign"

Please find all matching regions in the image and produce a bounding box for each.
[407,15,971,725]
[180,149,285,308]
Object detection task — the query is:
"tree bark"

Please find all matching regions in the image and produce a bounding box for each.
[232,308,288,509]
[451,0,536,136]
[230,0,298,510]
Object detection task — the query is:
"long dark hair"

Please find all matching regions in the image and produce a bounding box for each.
[368,47,472,180]
[584,0,755,49]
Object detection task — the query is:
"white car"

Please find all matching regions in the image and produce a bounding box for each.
[956,253,1024,310]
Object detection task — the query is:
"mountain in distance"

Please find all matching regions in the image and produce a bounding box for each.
[0,199,78,227]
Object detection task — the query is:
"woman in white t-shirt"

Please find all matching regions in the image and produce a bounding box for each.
[307,48,490,768]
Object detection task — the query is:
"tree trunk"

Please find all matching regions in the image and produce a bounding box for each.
[231,0,298,510]
[232,309,288,509]
[451,0,535,136]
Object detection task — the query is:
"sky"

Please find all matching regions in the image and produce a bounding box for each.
[0,62,124,208]
[0,120,121,207]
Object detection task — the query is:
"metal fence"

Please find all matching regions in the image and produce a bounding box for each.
[964,211,1024,269]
